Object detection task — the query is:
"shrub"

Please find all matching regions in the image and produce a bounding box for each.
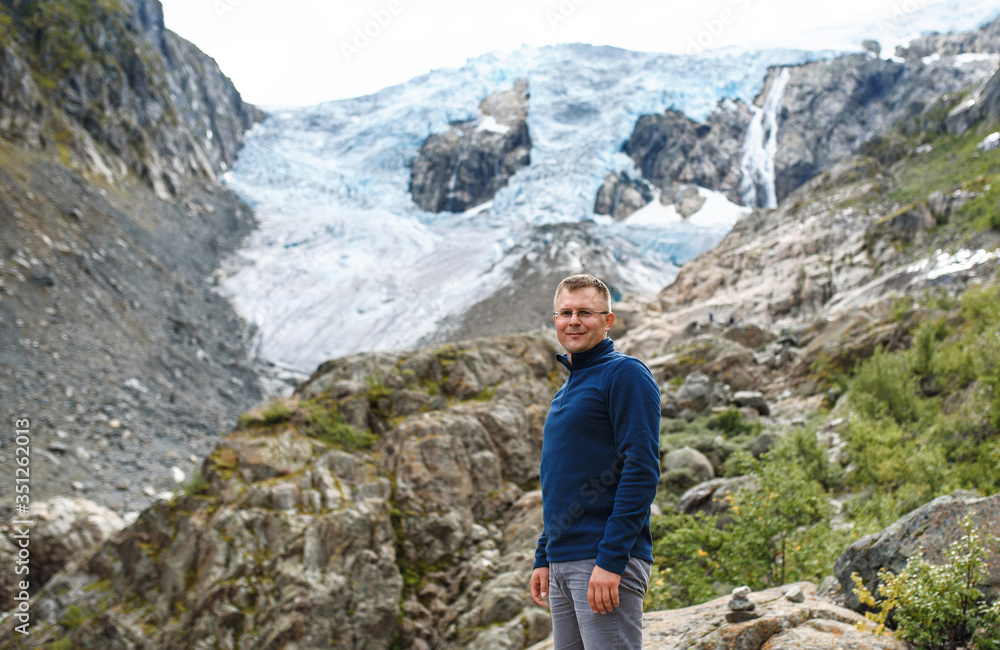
[648,447,844,610]
[180,467,206,496]
[852,517,1000,649]
[911,317,947,379]
[238,400,292,427]
[844,415,950,512]
[299,399,377,451]
[707,407,762,439]
[767,426,843,491]
[850,346,920,424]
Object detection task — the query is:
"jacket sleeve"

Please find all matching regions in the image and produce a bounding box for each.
[534,531,549,569]
[595,358,661,575]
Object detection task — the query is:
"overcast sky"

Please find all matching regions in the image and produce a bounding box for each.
[157,0,986,108]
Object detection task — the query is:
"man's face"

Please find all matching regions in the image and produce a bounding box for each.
[553,287,615,359]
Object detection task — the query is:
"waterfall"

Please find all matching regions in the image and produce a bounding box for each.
[739,67,791,209]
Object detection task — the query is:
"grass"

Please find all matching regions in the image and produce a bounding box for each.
[298,399,377,451]
[888,129,1000,209]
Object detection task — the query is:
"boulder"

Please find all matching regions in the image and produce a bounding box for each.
[723,323,778,350]
[732,390,770,416]
[594,172,654,219]
[661,447,715,483]
[674,371,714,413]
[677,476,758,516]
[672,185,707,218]
[835,492,1000,612]
[526,583,904,649]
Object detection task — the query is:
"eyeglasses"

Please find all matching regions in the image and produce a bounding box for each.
[553,309,610,321]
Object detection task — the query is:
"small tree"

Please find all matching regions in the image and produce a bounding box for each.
[852,517,1000,650]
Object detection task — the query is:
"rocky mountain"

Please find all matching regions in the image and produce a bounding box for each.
[0,0,261,197]
[619,24,1000,211]
[0,0,265,512]
[214,44,809,371]
[215,19,1000,375]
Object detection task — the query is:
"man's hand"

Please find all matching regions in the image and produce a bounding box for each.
[588,565,621,614]
[530,567,550,607]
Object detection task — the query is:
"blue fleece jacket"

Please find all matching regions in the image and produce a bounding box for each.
[534,337,661,575]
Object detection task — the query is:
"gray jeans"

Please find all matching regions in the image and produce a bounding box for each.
[548,557,652,650]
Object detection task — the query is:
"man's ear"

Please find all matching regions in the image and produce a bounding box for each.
[605,312,615,332]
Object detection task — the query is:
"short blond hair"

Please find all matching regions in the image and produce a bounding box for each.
[553,274,612,312]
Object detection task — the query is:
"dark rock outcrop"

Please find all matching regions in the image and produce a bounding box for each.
[621,99,752,205]
[593,171,655,219]
[410,79,531,212]
[617,27,998,213]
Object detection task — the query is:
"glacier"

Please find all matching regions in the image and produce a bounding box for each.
[216,0,1000,374]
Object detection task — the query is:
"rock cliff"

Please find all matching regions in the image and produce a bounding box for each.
[409,79,531,212]
[0,334,561,649]
[0,0,265,512]
[0,0,262,198]
[770,48,996,203]
[616,20,1000,210]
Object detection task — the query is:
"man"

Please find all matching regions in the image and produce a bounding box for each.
[529,274,661,649]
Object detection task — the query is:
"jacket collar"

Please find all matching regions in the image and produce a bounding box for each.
[557,337,614,371]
